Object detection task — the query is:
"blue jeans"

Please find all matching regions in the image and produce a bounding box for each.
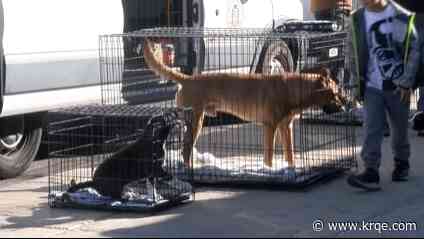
[361,87,411,170]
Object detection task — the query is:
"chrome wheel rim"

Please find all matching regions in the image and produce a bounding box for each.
[0,133,24,155]
[270,55,286,74]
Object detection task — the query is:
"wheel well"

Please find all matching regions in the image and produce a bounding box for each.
[0,112,47,137]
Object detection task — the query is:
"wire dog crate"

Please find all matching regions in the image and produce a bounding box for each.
[98,26,358,188]
[48,104,194,212]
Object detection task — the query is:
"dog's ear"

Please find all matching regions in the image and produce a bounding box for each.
[319,68,340,87]
[144,38,163,62]
[144,38,154,49]
[318,68,331,79]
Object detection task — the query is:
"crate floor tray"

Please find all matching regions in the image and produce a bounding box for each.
[49,177,193,213]
[170,148,354,189]
[49,192,193,213]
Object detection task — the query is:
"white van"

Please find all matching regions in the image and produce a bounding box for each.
[0,0,305,178]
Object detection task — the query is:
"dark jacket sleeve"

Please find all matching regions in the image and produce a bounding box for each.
[348,10,366,102]
[395,20,421,89]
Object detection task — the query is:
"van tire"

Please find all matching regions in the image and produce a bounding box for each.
[0,127,42,179]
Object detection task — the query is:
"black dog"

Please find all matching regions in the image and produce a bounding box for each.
[67,109,185,199]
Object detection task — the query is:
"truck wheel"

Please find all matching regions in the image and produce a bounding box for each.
[256,40,294,144]
[0,123,42,179]
[257,40,295,74]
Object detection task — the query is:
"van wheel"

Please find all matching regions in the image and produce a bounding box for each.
[257,40,294,74]
[0,123,42,179]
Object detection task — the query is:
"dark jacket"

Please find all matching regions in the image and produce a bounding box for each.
[349,0,420,101]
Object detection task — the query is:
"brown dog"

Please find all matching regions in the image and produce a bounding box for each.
[143,39,344,168]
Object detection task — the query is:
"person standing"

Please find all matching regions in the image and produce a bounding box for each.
[393,0,424,136]
[347,0,420,191]
[415,20,424,137]
[310,0,353,30]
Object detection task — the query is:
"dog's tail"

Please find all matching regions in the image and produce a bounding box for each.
[143,38,190,83]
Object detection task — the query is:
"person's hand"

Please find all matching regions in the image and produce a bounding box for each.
[396,87,413,104]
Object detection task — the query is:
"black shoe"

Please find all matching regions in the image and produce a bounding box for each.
[347,168,381,191]
[392,159,410,182]
[418,131,424,137]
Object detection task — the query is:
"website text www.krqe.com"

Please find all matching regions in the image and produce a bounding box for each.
[312,219,418,234]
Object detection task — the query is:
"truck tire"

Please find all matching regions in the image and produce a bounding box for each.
[256,40,295,74]
[0,122,43,179]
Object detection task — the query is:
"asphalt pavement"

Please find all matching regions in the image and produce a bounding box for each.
[1,127,424,238]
